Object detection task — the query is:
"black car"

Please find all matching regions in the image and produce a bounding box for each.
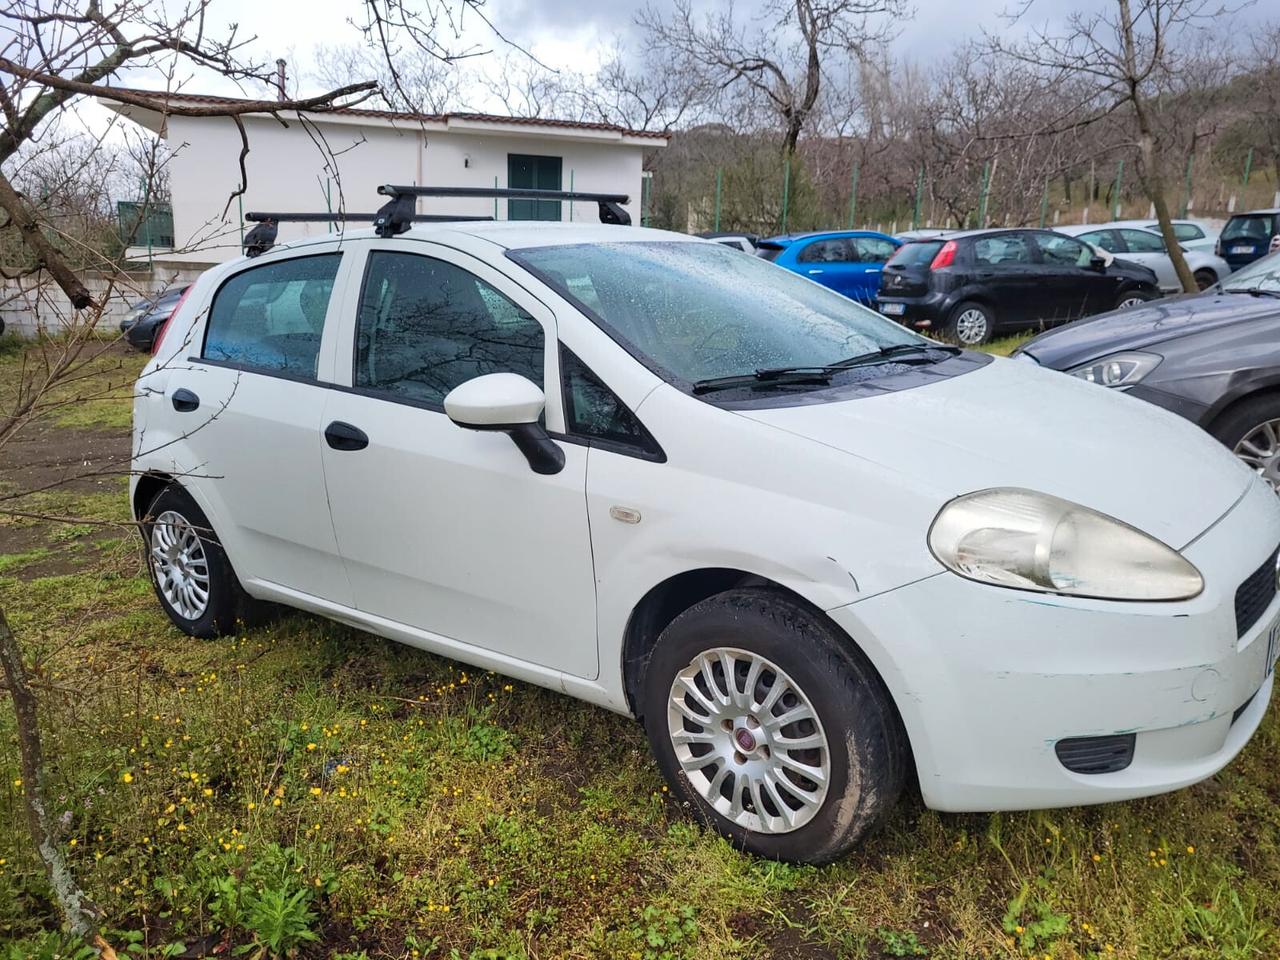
[1216,208,1279,271]
[876,228,1161,345]
[123,285,189,352]
[1016,251,1280,488]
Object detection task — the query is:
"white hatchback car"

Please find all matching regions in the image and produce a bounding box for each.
[132,192,1280,864]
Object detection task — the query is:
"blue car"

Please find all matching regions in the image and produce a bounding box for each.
[757,230,901,305]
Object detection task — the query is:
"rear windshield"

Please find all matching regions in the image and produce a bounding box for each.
[1221,215,1276,243]
[755,243,784,262]
[888,241,943,266]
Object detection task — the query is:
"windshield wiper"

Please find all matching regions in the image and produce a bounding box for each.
[691,343,959,395]
[1225,286,1280,299]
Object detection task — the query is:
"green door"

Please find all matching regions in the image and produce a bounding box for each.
[508,154,563,221]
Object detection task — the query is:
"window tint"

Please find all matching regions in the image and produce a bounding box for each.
[1221,215,1276,242]
[203,254,340,377]
[560,347,658,454]
[1033,233,1091,266]
[797,238,852,263]
[973,235,1032,266]
[355,252,544,407]
[887,240,943,265]
[1080,230,1122,254]
[1120,229,1165,253]
[852,236,897,262]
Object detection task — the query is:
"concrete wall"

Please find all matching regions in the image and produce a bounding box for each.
[0,267,200,337]
[160,113,650,265]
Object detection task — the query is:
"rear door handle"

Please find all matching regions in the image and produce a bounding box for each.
[171,388,200,412]
[807,269,824,275]
[324,421,368,452]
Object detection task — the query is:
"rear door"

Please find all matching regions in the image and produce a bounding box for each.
[968,233,1040,325]
[793,237,861,300]
[318,241,599,678]
[1117,228,1177,291]
[167,249,354,604]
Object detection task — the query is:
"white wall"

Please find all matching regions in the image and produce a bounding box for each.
[160,113,650,265]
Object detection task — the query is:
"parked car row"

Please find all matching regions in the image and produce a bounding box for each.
[119,284,190,352]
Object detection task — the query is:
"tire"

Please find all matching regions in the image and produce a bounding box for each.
[942,301,994,346]
[1193,269,1217,292]
[141,484,262,638]
[1210,394,1280,491]
[640,588,909,864]
[1115,288,1155,310]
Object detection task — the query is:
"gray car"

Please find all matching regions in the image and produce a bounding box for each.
[1015,251,1280,488]
[1057,223,1231,292]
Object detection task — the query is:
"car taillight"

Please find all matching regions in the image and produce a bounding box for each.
[151,286,193,356]
[930,240,957,269]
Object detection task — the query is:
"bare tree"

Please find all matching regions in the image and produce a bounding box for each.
[312,41,464,114]
[638,0,906,155]
[995,0,1231,292]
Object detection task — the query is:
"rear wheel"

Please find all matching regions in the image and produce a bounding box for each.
[640,588,908,863]
[943,301,994,346]
[1211,394,1280,491]
[142,484,263,637]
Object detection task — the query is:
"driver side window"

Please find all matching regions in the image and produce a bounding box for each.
[354,251,544,408]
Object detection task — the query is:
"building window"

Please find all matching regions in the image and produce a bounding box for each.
[508,154,563,221]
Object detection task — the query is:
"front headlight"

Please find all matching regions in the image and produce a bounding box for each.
[1067,351,1160,388]
[928,488,1202,600]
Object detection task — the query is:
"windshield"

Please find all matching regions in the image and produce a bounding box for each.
[1221,250,1280,294]
[512,241,925,384]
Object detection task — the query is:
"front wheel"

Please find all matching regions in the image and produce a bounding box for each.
[943,301,994,346]
[641,589,908,863]
[1211,394,1280,492]
[1193,269,1218,291]
[1115,289,1156,310]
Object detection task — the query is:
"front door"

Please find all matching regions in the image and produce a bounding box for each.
[1030,232,1112,320]
[319,244,599,678]
[1117,228,1177,292]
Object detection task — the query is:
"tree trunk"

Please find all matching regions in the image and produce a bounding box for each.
[0,170,94,309]
[0,607,115,956]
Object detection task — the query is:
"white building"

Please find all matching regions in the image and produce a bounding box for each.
[101,89,668,268]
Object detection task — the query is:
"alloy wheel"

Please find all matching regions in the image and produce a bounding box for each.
[150,510,211,620]
[1117,296,1147,309]
[1234,418,1280,491]
[666,647,830,834]
[954,308,989,344]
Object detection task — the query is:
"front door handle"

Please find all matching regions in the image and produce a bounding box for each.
[807,268,824,275]
[171,388,200,412]
[324,421,368,452]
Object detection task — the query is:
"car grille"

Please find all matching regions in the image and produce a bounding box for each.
[1054,734,1136,775]
[1234,547,1278,639]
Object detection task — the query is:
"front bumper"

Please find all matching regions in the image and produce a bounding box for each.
[830,476,1280,812]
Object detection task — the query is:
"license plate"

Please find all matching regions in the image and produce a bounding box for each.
[879,302,905,316]
[1231,245,1254,255]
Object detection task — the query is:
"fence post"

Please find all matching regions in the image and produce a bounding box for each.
[1039,178,1049,228]
[1243,147,1254,186]
[714,168,722,232]
[494,176,499,220]
[847,162,859,229]
[977,161,991,228]
[912,166,924,230]
[781,154,791,233]
[569,169,574,222]
[1180,155,1192,218]
[1112,159,1124,219]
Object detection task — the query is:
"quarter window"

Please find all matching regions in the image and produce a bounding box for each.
[560,346,659,455]
[355,252,544,407]
[203,254,340,377]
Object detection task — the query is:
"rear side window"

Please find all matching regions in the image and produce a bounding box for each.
[1221,215,1276,242]
[797,239,852,263]
[355,251,544,408]
[887,241,943,265]
[974,235,1032,266]
[203,254,341,378]
[852,236,897,262]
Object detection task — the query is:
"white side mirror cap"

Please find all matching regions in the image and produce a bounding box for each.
[444,373,545,429]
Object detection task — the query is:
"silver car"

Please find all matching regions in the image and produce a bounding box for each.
[1058,223,1231,292]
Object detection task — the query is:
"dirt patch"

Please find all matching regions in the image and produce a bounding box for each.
[0,421,131,497]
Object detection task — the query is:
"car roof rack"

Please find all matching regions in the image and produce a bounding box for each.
[240,209,496,257]
[372,184,631,237]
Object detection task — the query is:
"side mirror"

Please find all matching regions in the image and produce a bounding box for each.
[444,373,564,475]
[1089,255,1107,271]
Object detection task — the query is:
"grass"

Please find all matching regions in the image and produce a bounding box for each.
[1,340,1278,959]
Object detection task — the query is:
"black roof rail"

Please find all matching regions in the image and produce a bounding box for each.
[373,184,631,237]
[240,210,495,257]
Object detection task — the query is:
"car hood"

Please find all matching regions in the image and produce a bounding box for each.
[1019,291,1280,369]
[738,355,1251,549]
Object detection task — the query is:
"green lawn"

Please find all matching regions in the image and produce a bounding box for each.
[1,340,1278,959]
